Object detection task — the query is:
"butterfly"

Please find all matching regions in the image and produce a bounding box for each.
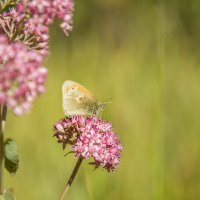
[62,80,106,117]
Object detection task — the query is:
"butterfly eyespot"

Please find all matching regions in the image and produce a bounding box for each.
[70,86,76,90]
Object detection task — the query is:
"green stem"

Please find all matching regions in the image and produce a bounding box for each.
[0,105,7,195]
[59,157,83,200]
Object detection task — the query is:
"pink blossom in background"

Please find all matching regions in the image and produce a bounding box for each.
[0,35,47,115]
[53,116,122,172]
[28,0,74,35]
[0,2,49,56]
[0,0,74,115]
[0,0,74,56]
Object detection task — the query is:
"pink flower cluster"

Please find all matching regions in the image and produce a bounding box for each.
[0,0,74,56]
[0,36,47,115]
[28,0,74,35]
[0,0,74,115]
[53,116,122,171]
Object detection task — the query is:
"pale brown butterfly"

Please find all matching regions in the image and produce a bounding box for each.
[62,80,106,117]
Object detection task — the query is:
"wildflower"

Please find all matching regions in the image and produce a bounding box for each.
[0,35,47,115]
[28,0,74,35]
[0,0,74,56]
[0,2,49,56]
[53,116,122,172]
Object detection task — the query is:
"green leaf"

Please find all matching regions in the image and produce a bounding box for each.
[4,139,19,176]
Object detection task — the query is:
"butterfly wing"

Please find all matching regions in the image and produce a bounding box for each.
[62,80,104,116]
[78,95,105,116]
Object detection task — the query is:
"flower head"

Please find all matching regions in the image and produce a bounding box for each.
[0,2,49,56]
[0,35,47,115]
[0,0,74,115]
[28,0,74,35]
[53,116,122,172]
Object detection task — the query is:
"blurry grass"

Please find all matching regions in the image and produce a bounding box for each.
[3,1,200,200]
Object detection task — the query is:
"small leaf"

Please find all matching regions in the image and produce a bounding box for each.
[4,139,19,176]
[64,151,74,157]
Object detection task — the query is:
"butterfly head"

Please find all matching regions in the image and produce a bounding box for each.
[94,102,106,116]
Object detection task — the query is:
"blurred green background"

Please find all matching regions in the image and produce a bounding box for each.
[5,0,200,199]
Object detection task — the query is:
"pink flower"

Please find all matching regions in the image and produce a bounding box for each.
[0,0,74,56]
[53,116,122,172]
[28,0,74,35]
[53,0,74,35]
[0,35,48,115]
[0,2,49,56]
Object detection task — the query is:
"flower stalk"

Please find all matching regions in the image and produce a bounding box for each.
[54,116,122,199]
[59,157,83,200]
[0,105,7,195]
